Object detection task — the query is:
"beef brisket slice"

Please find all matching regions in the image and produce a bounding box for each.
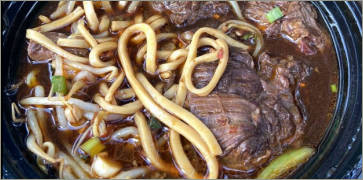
[243,1,328,55]
[186,49,311,171]
[151,1,230,27]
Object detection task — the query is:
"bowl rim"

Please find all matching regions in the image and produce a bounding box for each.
[1,1,362,179]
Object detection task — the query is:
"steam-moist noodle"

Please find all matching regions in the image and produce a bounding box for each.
[182,28,229,96]
[13,1,328,179]
[34,6,85,32]
[118,23,219,179]
[26,29,89,63]
[89,42,117,67]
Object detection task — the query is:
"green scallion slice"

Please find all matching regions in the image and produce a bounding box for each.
[266,7,284,23]
[80,137,105,157]
[51,75,67,95]
[330,84,337,93]
[257,147,314,179]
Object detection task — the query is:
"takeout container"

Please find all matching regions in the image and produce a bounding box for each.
[1,1,361,178]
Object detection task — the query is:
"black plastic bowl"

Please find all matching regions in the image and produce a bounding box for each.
[1,1,361,179]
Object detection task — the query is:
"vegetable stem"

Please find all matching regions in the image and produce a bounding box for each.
[266,7,284,23]
[257,147,314,179]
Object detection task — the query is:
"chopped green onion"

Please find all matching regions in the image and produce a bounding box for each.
[80,137,105,157]
[266,7,284,23]
[257,147,314,179]
[51,75,67,95]
[330,84,337,93]
[149,116,162,130]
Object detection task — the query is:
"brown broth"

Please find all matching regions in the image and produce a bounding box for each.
[14,1,338,179]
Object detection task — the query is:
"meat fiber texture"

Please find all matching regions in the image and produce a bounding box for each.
[186,48,311,172]
[243,1,328,55]
[151,1,231,27]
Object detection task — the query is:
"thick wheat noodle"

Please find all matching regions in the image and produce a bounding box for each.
[11,102,25,123]
[66,1,76,14]
[117,1,128,10]
[63,166,76,179]
[93,31,109,38]
[20,97,100,112]
[118,24,219,178]
[94,93,143,115]
[115,88,135,100]
[50,2,67,20]
[122,23,157,74]
[134,111,179,175]
[66,80,86,100]
[111,21,132,31]
[101,1,113,13]
[74,71,97,83]
[175,82,187,106]
[131,17,167,44]
[136,33,176,65]
[78,21,98,47]
[155,82,164,93]
[99,82,117,105]
[89,42,117,67]
[194,51,219,63]
[42,141,56,160]
[34,6,84,32]
[98,15,110,32]
[83,1,99,32]
[92,111,106,137]
[34,85,47,137]
[27,134,63,176]
[163,84,178,99]
[149,18,167,29]
[111,126,139,141]
[57,38,90,48]
[38,15,51,24]
[157,50,173,60]
[26,29,88,63]
[219,20,264,57]
[134,14,143,23]
[145,15,162,24]
[170,130,202,179]
[54,55,63,76]
[96,37,117,43]
[105,71,125,102]
[58,152,90,178]
[62,142,92,174]
[158,49,188,73]
[127,1,140,13]
[113,167,148,179]
[136,73,222,155]
[64,59,118,80]
[26,134,59,164]
[183,28,229,96]
[170,83,201,179]
[56,106,67,129]
[27,110,43,145]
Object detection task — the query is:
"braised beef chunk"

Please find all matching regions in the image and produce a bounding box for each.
[186,50,311,172]
[27,32,88,61]
[151,1,230,27]
[27,32,66,61]
[243,1,328,55]
[258,52,312,88]
[192,49,262,101]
